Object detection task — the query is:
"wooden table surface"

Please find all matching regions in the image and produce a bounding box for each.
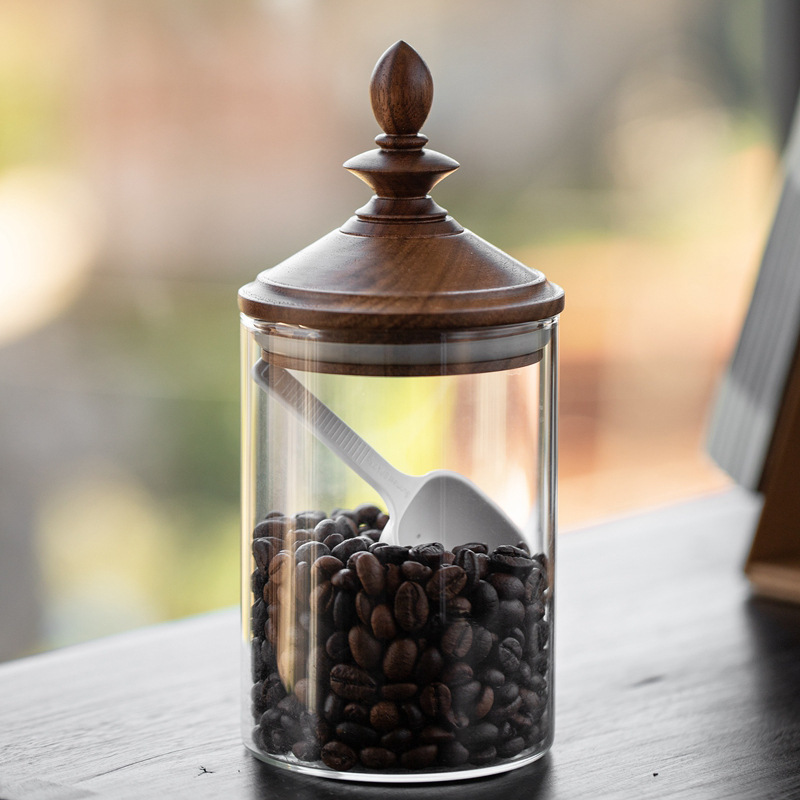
[2,488,800,800]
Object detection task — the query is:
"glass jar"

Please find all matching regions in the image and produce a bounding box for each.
[238,42,563,782]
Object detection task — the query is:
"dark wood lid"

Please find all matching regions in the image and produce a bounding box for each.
[238,41,565,334]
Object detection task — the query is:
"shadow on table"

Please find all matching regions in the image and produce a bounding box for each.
[250,754,550,800]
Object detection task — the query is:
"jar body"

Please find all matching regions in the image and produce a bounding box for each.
[240,316,558,782]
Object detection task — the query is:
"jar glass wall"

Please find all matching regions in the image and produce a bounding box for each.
[241,315,558,782]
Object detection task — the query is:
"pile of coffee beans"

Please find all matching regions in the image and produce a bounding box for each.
[248,503,551,773]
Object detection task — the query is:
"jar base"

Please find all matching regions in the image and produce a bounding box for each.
[244,740,551,784]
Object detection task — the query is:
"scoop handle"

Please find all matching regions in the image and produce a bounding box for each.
[252,360,413,509]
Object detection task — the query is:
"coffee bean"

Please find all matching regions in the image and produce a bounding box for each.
[349,625,382,670]
[420,725,455,744]
[370,700,400,732]
[476,685,494,719]
[490,546,535,577]
[458,722,499,750]
[373,545,408,565]
[334,515,359,538]
[321,740,357,770]
[295,561,310,601]
[254,517,290,540]
[470,581,499,622]
[314,518,338,540]
[335,721,378,748]
[323,692,344,723]
[442,662,473,687]
[310,580,334,614]
[331,567,358,591]
[355,591,375,626]
[452,542,488,555]
[400,745,438,769]
[333,592,356,630]
[482,668,505,687]
[415,647,444,684]
[331,537,367,563]
[401,560,433,582]
[359,747,397,769]
[355,552,385,596]
[292,740,320,761]
[253,537,279,575]
[524,600,546,625]
[420,683,451,718]
[468,624,493,664]
[394,581,429,632]
[380,727,414,752]
[268,551,292,583]
[375,511,390,530]
[446,596,472,618]
[494,682,519,706]
[409,542,445,568]
[426,565,467,602]
[381,683,418,701]
[323,532,345,550]
[311,554,344,581]
[385,563,402,596]
[354,503,382,526]
[370,604,397,640]
[452,680,480,711]
[519,688,546,720]
[454,548,481,591]
[342,702,370,725]
[401,702,425,731]
[439,740,469,766]
[442,620,473,658]
[496,737,525,758]
[383,639,418,682]
[498,599,525,629]
[498,637,523,674]
[362,529,382,542]
[329,664,377,702]
[489,573,525,601]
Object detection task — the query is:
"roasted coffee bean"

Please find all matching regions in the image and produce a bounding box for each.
[458,722,499,750]
[252,599,268,634]
[442,620,473,658]
[525,600,546,625]
[370,700,400,732]
[380,727,413,753]
[355,552,385,596]
[420,683,451,718]
[347,546,374,570]
[331,567,358,592]
[321,740,357,770]
[334,515,359,539]
[519,688,546,720]
[496,737,525,759]
[409,542,445,568]
[333,591,356,630]
[323,692,344,723]
[469,746,497,766]
[489,573,525,601]
[442,662,473,687]
[266,728,292,753]
[439,740,469,766]
[254,517,290,540]
[445,596,472,618]
[383,638,418,682]
[401,702,425,731]
[362,529,382,542]
[426,565,467,602]
[375,511,390,530]
[349,625,382,670]
[325,631,351,662]
[268,551,292,583]
[259,707,282,730]
[452,680,481,710]
[401,745,438,770]
[490,546,535,577]
[494,681,519,706]
[323,532,345,550]
[401,560,433,582]
[277,694,304,718]
[415,647,444,684]
[294,561,310,601]
[359,746,397,769]
[498,599,525,630]
[394,581,429,632]
[527,672,547,694]
[292,740,320,761]
[295,510,326,530]
[381,683,418,701]
[295,541,330,564]
[310,580,334,614]
[420,725,455,744]
[329,664,377,702]
[488,695,523,724]
[498,637,523,674]
[525,565,548,598]
[454,548,481,591]
[336,721,379,749]
[482,668,505,687]
[467,625,494,665]
[470,581,499,622]
[253,537,279,575]
[355,591,375,626]
[331,537,367,563]
[476,685,494,719]
[314,518,338,540]
[311,554,344,581]
[342,702,369,725]
[453,542,488,555]
[373,544,408,565]
[385,563,402,596]
[370,604,397,640]
[354,503,382,527]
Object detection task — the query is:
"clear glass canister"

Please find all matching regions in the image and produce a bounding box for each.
[240,318,558,782]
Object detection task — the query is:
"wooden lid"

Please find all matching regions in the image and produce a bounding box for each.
[238,41,564,336]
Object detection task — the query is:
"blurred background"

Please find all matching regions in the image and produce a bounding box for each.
[1,0,796,661]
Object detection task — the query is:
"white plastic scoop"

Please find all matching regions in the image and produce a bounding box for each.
[252,360,521,551]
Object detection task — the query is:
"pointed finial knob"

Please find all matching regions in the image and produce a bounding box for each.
[370,41,433,149]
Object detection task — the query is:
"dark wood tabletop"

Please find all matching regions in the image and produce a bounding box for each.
[2,488,799,800]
